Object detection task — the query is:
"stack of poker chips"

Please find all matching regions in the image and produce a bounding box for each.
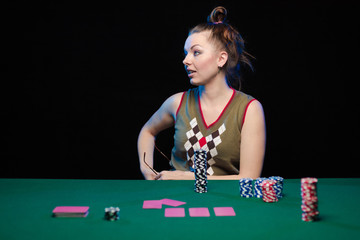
[269,176,284,199]
[52,206,89,218]
[104,207,120,221]
[194,150,208,193]
[301,177,319,222]
[254,178,267,198]
[260,179,278,202]
[239,178,254,198]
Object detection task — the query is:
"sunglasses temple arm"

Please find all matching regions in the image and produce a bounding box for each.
[143,152,159,175]
[154,144,171,162]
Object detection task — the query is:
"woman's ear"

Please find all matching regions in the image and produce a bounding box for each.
[218,50,228,68]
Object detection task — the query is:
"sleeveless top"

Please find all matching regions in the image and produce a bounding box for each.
[170,87,255,175]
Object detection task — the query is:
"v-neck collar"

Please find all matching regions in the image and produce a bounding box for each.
[197,88,236,129]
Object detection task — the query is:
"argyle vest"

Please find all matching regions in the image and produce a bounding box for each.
[170,87,255,175]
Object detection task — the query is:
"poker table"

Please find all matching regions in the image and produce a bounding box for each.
[0,178,359,239]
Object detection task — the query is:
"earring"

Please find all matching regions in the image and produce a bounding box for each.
[218,65,223,73]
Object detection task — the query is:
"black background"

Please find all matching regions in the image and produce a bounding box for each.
[2,1,359,179]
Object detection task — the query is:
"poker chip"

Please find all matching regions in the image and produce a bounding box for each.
[194,150,208,193]
[260,179,278,203]
[239,178,254,198]
[301,177,319,222]
[104,207,120,221]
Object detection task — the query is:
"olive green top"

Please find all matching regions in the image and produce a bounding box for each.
[171,87,255,175]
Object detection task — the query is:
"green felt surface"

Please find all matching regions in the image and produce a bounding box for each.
[0,178,359,239]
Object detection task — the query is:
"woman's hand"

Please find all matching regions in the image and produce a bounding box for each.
[155,170,194,180]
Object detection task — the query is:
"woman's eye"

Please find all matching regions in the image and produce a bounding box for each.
[194,51,200,56]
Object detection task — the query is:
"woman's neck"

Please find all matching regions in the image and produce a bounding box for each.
[198,76,233,103]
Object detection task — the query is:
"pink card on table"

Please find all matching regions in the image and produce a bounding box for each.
[213,207,236,216]
[142,200,163,209]
[161,199,186,207]
[189,207,210,217]
[165,208,185,217]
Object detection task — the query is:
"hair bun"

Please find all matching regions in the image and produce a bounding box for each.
[208,6,228,24]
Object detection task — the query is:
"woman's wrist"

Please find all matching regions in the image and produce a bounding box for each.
[142,169,156,180]
[182,171,195,180]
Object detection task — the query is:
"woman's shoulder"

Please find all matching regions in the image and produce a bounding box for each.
[166,88,200,118]
[166,88,197,106]
[167,91,186,104]
[235,90,255,102]
[233,90,263,119]
[161,91,186,118]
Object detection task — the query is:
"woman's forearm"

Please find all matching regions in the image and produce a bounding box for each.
[207,175,244,180]
[137,126,157,179]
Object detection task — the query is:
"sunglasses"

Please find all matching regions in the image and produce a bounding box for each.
[143,143,171,175]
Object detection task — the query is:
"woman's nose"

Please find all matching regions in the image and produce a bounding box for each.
[183,54,191,66]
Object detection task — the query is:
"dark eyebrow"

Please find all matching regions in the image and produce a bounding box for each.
[190,44,201,50]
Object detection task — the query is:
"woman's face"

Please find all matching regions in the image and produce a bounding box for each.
[183,31,224,86]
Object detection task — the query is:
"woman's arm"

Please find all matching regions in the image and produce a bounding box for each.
[155,171,243,180]
[137,93,183,180]
[238,100,266,179]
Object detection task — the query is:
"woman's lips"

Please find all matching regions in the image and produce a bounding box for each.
[187,70,196,78]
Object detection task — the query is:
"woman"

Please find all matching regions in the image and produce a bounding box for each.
[137,6,266,180]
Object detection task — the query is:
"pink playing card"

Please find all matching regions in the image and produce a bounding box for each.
[165,208,185,217]
[53,206,89,213]
[213,207,236,216]
[161,199,186,207]
[189,208,210,217]
[142,200,163,209]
